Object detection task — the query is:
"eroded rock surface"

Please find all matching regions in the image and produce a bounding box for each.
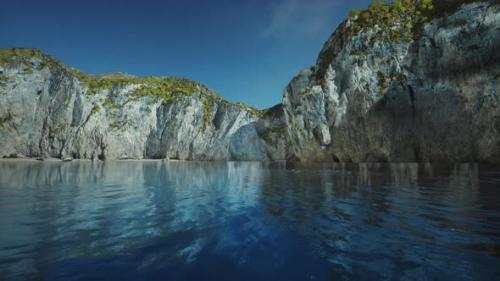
[0,51,284,161]
[283,1,500,163]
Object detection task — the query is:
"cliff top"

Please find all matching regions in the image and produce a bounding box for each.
[0,48,263,117]
[315,0,498,77]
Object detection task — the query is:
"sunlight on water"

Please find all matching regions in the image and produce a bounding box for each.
[0,161,499,280]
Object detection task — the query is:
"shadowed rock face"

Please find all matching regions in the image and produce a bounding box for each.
[1,1,499,163]
[283,1,500,163]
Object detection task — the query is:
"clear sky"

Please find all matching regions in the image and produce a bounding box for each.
[1,0,371,109]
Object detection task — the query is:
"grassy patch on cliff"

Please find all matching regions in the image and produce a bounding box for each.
[90,104,101,116]
[234,103,264,118]
[0,74,7,85]
[317,0,486,78]
[0,49,189,100]
[48,126,65,139]
[0,112,14,128]
[0,48,46,66]
[0,48,61,74]
[0,48,263,124]
[128,77,198,102]
[348,0,435,44]
[348,0,488,44]
[377,71,404,96]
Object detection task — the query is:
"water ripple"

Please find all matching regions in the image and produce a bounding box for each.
[0,161,499,280]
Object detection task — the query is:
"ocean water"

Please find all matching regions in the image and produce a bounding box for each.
[0,160,499,281]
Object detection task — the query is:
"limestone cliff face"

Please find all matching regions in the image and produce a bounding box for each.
[0,50,283,161]
[1,1,499,163]
[283,1,500,163]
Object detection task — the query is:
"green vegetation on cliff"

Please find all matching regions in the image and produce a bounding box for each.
[348,0,486,43]
[317,0,489,78]
[0,112,13,128]
[377,71,404,96]
[234,103,264,118]
[0,48,46,66]
[348,0,434,44]
[0,48,263,120]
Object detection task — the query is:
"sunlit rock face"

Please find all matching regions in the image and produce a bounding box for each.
[0,53,284,161]
[283,1,500,163]
[1,2,499,163]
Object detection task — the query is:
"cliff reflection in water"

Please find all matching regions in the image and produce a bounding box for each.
[0,161,498,281]
[259,162,498,280]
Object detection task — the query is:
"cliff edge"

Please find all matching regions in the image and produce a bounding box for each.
[283,0,500,163]
[1,0,499,163]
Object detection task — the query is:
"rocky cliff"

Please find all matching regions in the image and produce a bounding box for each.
[283,0,500,163]
[0,49,284,161]
[1,0,499,163]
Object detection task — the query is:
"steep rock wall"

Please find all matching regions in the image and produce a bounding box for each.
[283,1,500,163]
[0,52,283,161]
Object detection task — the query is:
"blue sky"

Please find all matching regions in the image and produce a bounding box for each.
[1,0,371,108]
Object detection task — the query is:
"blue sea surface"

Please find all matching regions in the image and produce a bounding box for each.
[0,161,499,281]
